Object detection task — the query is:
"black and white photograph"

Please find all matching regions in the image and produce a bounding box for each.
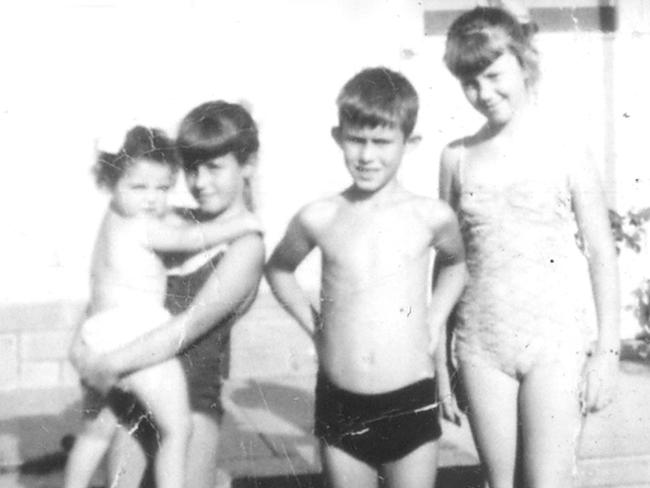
[0,1,649,487]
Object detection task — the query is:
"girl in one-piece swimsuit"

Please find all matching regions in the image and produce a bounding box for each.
[439,7,620,488]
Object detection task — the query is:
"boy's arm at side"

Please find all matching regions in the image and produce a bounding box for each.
[430,202,467,425]
[429,202,467,347]
[434,323,462,425]
[142,211,262,253]
[265,211,318,340]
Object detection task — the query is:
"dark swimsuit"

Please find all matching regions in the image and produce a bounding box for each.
[82,250,231,420]
[314,372,442,467]
[165,248,235,421]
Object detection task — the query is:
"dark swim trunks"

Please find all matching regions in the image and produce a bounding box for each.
[314,372,442,467]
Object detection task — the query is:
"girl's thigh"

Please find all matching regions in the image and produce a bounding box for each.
[186,412,221,488]
[459,359,519,488]
[519,358,583,488]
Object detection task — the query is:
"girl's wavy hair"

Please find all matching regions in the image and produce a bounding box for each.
[444,7,540,86]
[177,101,260,210]
[94,126,179,189]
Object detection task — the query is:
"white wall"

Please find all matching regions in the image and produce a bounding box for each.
[1,2,648,339]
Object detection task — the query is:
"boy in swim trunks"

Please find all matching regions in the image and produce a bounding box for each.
[265,67,467,488]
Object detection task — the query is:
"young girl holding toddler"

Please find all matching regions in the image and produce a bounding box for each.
[439,7,620,488]
[65,126,259,488]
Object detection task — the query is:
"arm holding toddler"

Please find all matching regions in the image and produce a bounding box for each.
[143,210,262,253]
[79,234,265,392]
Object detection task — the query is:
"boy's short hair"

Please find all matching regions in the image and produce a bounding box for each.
[94,126,179,189]
[337,67,419,138]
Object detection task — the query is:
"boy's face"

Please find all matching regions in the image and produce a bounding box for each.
[111,159,174,218]
[334,123,409,194]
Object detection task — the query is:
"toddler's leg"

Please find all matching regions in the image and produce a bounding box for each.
[320,443,377,488]
[124,359,192,488]
[382,440,439,488]
[459,359,519,488]
[106,426,148,488]
[519,356,583,488]
[64,406,118,488]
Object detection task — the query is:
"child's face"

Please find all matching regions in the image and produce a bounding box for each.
[111,159,174,218]
[334,123,408,194]
[459,51,529,126]
[185,153,250,217]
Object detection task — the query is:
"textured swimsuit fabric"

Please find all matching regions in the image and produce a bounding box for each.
[454,142,592,378]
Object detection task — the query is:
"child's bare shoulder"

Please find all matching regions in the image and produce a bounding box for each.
[409,194,457,228]
[442,137,466,154]
[442,132,483,157]
[440,136,470,174]
[295,194,344,232]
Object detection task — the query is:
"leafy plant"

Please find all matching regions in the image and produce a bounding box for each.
[609,208,650,340]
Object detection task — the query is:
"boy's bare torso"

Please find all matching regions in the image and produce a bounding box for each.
[303,186,443,393]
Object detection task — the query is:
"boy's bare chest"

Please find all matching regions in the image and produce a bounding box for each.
[317,210,431,269]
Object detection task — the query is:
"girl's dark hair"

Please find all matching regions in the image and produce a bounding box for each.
[177,101,260,209]
[177,101,259,169]
[94,126,179,189]
[444,7,540,85]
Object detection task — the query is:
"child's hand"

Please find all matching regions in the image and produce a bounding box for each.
[580,350,618,415]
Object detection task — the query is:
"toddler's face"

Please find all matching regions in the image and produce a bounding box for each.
[111,159,174,218]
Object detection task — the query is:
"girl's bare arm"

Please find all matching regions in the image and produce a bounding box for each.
[571,147,620,412]
[142,211,262,253]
